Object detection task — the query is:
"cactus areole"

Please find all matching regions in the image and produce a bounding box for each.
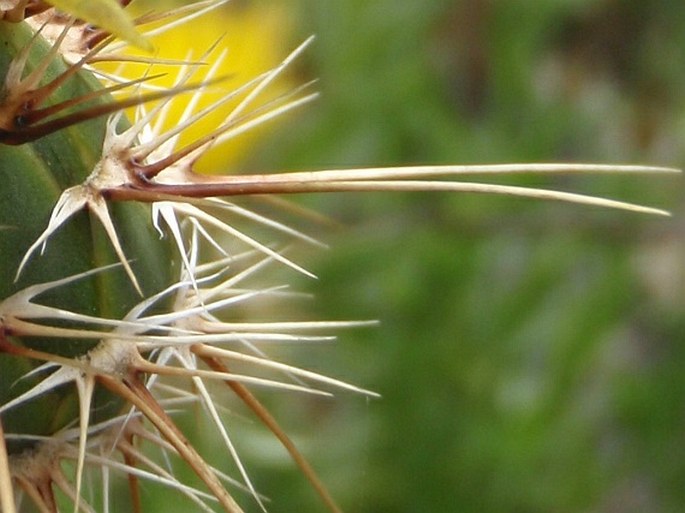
[0,20,172,446]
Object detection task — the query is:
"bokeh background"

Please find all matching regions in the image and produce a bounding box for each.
[138,1,685,512]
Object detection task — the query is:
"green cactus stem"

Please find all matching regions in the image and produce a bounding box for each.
[0,17,170,447]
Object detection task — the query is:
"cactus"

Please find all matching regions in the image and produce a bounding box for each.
[0,2,678,512]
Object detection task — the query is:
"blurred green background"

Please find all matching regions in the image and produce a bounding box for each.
[150,1,685,512]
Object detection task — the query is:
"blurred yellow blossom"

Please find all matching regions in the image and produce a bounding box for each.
[109,0,296,173]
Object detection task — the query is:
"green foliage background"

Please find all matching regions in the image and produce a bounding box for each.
[175,1,685,512]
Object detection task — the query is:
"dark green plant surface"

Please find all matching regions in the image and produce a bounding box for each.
[0,21,171,446]
[191,1,685,512]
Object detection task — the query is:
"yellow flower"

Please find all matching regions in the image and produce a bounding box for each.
[108,0,297,173]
